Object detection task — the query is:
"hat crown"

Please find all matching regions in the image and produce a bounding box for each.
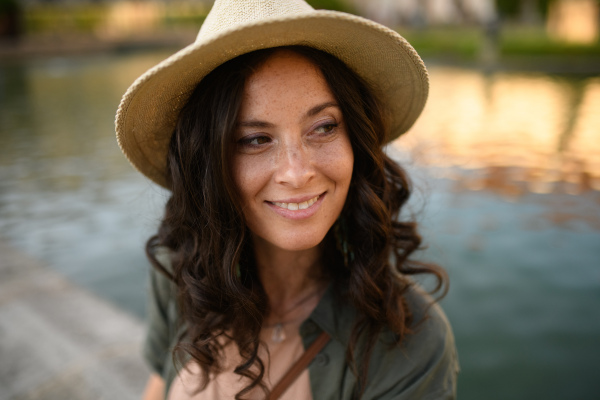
[198,0,314,40]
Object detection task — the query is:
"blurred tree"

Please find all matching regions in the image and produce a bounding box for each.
[520,0,542,23]
[453,0,472,23]
[0,0,21,39]
[539,0,552,16]
[496,0,520,17]
[496,0,550,22]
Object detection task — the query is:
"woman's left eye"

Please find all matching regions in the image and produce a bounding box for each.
[314,123,338,135]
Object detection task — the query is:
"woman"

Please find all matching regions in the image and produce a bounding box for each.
[116,1,458,399]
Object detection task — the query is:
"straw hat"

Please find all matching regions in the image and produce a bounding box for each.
[115,0,429,189]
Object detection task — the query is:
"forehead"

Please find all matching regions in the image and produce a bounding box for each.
[241,50,335,113]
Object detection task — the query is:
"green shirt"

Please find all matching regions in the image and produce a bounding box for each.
[144,253,459,399]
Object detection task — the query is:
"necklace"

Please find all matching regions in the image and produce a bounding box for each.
[267,287,325,343]
[271,323,287,343]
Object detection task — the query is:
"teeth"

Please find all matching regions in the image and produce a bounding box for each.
[273,195,320,210]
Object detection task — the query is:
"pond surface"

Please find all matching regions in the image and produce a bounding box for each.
[1,51,599,400]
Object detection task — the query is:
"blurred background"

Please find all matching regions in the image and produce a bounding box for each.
[1,0,599,399]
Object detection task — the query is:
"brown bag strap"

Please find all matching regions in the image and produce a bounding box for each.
[268,331,331,400]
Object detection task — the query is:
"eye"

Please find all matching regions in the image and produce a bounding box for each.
[237,134,271,149]
[247,136,270,145]
[314,123,338,135]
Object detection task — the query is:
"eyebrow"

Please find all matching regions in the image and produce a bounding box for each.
[237,120,275,128]
[237,101,340,128]
[305,101,339,118]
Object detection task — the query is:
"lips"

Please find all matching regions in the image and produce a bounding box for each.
[271,194,321,210]
[265,193,325,220]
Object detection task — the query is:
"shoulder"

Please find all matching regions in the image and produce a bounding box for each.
[143,246,178,377]
[364,286,459,399]
[403,286,455,356]
[148,246,177,301]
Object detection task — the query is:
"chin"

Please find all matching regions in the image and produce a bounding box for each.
[255,228,330,253]
[280,240,324,252]
[278,235,328,252]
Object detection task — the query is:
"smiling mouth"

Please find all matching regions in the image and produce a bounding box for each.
[270,194,321,211]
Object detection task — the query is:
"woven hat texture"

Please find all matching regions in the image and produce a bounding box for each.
[115,0,429,188]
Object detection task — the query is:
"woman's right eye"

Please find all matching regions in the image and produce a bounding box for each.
[238,135,271,148]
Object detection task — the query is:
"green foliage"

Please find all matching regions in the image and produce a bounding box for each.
[538,0,552,16]
[23,4,108,34]
[495,0,553,19]
[162,3,207,28]
[21,3,210,34]
[0,0,20,14]
[399,27,482,60]
[398,25,600,61]
[306,0,356,14]
[501,26,600,56]
[496,0,521,18]
[18,1,349,36]
[163,14,206,28]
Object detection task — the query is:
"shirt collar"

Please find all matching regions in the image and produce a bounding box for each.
[305,283,356,345]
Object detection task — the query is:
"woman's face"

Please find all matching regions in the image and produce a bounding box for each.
[231,50,354,252]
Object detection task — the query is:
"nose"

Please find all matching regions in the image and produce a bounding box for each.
[273,140,315,188]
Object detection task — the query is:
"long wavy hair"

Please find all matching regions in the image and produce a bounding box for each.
[146,45,447,399]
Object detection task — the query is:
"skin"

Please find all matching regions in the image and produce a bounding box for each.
[142,50,354,399]
[231,50,354,320]
[142,373,165,400]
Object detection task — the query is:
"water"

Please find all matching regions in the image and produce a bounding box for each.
[0,52,173,317]
[1,51,599,399]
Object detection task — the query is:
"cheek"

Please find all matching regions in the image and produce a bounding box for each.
[320,138,354,186]
[232,155,270,203]
[340,144,354,181]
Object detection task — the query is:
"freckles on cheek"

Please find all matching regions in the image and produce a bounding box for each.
[318,144,354,175]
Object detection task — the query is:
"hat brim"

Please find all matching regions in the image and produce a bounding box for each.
[116,10,428,189]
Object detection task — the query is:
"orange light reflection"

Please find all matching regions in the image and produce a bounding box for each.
[394,68,600,198]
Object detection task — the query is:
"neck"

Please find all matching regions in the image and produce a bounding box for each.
[252,234,327,321]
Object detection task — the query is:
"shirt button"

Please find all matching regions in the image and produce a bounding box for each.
[314,353,329,367]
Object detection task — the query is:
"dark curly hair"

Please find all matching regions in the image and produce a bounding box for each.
[146,45,447,399]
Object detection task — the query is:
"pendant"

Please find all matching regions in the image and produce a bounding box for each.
[272,323,286,343]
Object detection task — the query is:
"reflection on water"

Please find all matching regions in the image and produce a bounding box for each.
[1,51,599,400]
[0,52,174,316]
[394,68,600,197]
[0,53,170,190]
